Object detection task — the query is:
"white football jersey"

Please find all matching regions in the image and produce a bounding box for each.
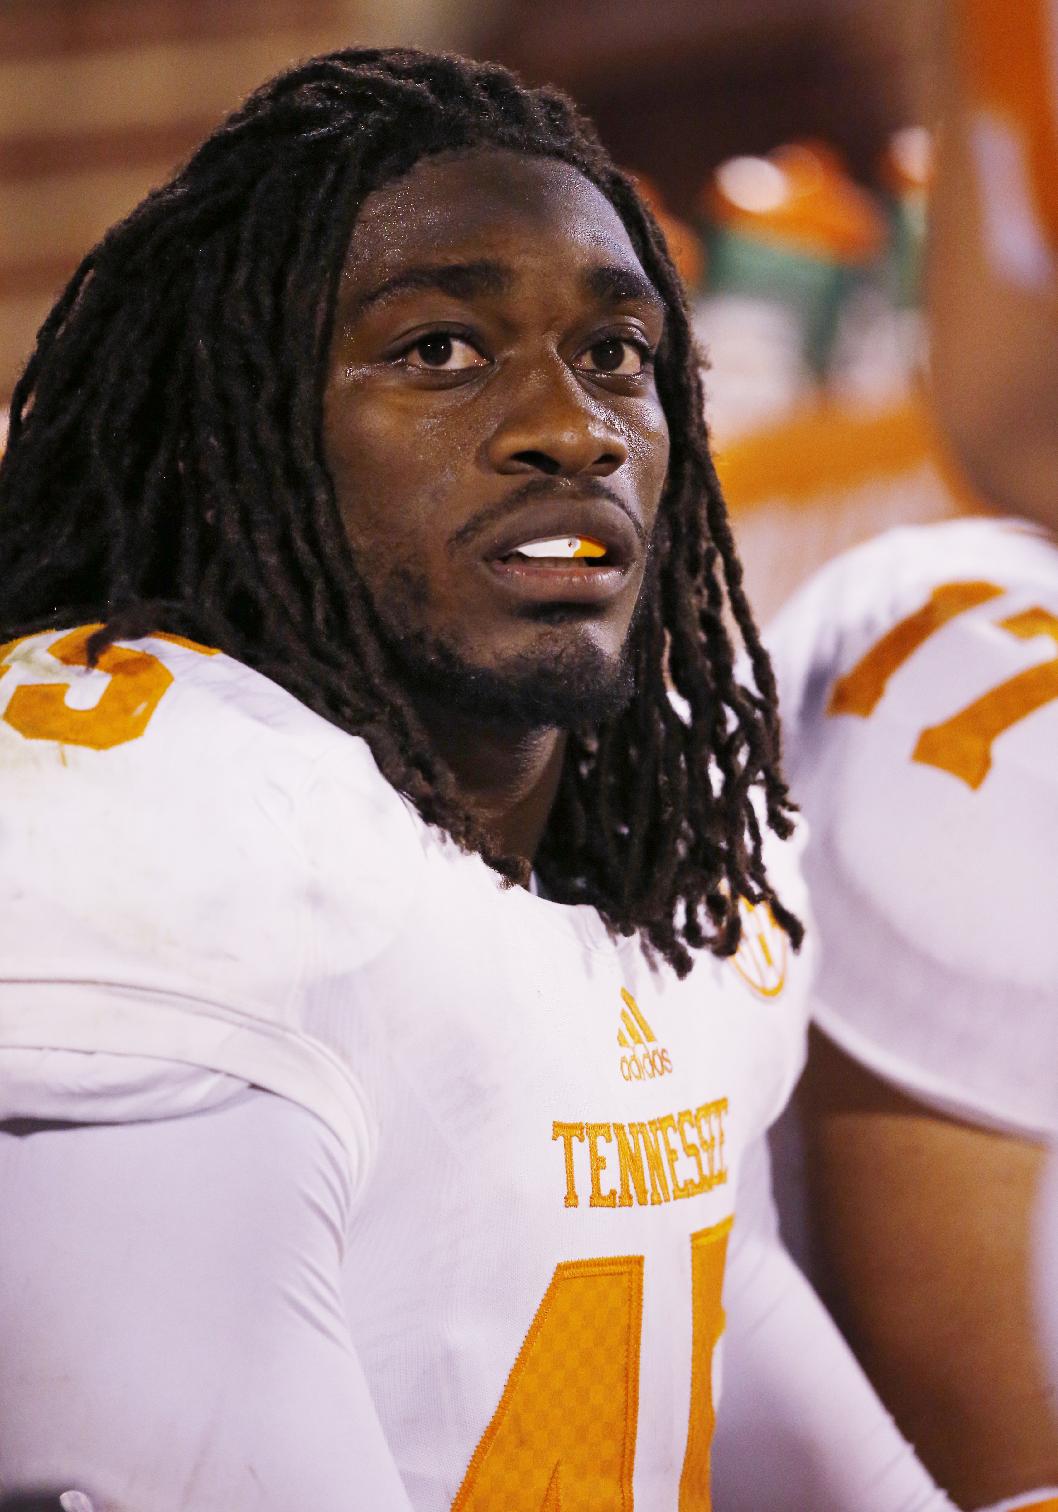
[0,624,811,1508]
[767,515,1058,1138]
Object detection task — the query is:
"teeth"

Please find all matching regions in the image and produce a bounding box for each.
[512,536,607,559]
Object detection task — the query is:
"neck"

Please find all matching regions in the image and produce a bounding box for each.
[415,700,567,868]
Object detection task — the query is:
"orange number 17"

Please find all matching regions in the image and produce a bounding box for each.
[827,580,1058,788]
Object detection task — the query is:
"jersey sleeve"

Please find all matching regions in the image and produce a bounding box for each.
[713,1136,957,1512]
[768,519,1058,1138]
[0,1086,417,1511]
[0,628,425,1178]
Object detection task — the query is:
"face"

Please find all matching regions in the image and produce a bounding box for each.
[324,148,671,728]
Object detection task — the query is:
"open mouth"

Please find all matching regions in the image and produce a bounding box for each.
[473,494,642,606]
[485,531,628,606]
[501,535,612,567]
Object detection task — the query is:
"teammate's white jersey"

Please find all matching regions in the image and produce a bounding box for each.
[767,515,1058,1138]
[0,623,811,1508]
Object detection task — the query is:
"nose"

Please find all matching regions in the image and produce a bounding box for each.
[484,358,629,478]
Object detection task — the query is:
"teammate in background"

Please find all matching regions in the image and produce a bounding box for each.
[762,1,1058,1507]
[928,0,1058,526]
[0,47,958,1512]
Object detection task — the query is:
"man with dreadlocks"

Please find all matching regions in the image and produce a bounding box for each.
[0,46,955,1512]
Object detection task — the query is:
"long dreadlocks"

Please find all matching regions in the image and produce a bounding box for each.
[0,46,802,975]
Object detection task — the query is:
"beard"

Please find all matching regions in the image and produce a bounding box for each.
[367,566,636,732]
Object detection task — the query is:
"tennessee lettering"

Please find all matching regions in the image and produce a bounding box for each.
[552,1099,728,1210]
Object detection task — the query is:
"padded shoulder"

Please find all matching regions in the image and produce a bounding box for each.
[0,629,424,1164]
[767,520,1058,1135]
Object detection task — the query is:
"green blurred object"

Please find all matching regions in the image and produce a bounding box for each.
[699,143,888,381]
[704,224,860,378]
[879,126,933,312]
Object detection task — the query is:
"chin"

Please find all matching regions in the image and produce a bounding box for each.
[399,623,634,731]
[369,562,638,730]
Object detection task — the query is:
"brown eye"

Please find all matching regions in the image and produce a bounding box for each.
[578,338,648,376]
[404,334,486,371]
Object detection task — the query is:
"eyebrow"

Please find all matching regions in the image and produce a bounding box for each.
[349,257,665,320]
[352,260,513,316]
[585,264,665,312]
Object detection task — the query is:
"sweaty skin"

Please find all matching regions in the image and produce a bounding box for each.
[797,1029,1057,1506]
[324,149,670,863]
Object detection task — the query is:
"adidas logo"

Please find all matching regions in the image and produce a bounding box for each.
[617,988,674,1082]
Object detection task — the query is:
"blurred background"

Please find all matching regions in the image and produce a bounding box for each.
[0,0,980,616]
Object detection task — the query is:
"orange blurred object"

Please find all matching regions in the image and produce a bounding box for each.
[715,392,982,620]
[703,141,887,265]
[879,126,935,199]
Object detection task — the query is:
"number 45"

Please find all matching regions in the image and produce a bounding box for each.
[452,1218,731,1511]
[827,580,1058,788]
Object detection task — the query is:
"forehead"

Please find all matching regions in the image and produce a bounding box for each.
[343,148,650,290]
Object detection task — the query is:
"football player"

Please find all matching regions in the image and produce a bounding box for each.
[763,1,1058,1507]
[0,48,956,1511]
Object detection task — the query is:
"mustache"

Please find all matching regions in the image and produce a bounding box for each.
[447,477,648,553]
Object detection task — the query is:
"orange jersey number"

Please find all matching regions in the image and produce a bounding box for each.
[0,627,216,750]
[827,582,1058,787]
[453,1218,732,1511]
